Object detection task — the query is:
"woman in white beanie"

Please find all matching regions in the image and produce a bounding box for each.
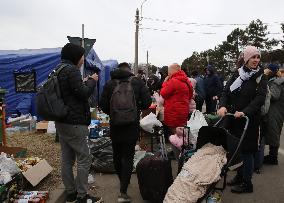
[217,46,268,193]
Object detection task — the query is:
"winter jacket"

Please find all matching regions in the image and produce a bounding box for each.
[57,60,96,125]
[147,74,160,94]
[160,70,193,128]
[219,66,267,153]
[265,77,284,147]
[204,67,222,98]
[99,69,152,143]
[194,75,206,100]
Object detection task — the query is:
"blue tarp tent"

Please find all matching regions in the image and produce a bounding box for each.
[0,48,61,117]
[0,48,113,117]
[85,48,105,98]
[102,60,118,82]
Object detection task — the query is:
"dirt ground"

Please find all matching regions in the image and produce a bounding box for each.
[6,131,62,192]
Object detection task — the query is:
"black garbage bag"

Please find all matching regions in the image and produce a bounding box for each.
[90,137,115,173]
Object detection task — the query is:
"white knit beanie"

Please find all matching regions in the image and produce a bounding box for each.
[243,46,261,64]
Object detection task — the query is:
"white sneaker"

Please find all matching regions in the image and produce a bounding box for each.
[117,193,131,203]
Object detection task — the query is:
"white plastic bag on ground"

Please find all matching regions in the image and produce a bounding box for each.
[0,171,12,184]
[133,150,147,170]
[140,112,162,133]
[187,110,208,142]
[47,121,56,134]
[88,174,95,184]
[0,153,21,176]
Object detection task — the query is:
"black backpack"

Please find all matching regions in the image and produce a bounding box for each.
[110,76,137,126]
[36,64,68,121]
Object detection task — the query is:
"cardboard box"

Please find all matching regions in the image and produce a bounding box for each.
[21,159,53,186]
[36,121,48,132]
[99,122,110,127]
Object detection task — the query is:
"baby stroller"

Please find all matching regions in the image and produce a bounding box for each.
[194,113,249,202]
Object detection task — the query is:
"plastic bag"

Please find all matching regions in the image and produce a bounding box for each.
[140,112,163,133]
[88,174,95,184]
[153,93,164,121]
[133,150,147,170]
[187,110,208,139]
[0,171,12,184]
[0,153,21,176]
[47,121,56,134]
[153,92,164,107]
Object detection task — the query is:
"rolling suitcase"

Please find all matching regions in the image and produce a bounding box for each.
[178,126,195,173]
[136,128,173,203]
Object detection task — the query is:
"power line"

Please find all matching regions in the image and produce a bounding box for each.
[140,27,216,34]
[143,17,284,27]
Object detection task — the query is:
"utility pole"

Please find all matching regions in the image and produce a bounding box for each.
[134,9,139,75]
[67,24,96,78]
[81,24,85,78]
[82,24,85,49]
[146,50,149,76]
[147,50,149,66]
[236,34,239,55]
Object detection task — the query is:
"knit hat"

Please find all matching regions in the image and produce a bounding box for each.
[118,62,131,70]
[61,43,85,65]
[267,63,280,74]
[243,46,261,64]
[159,66,168,75]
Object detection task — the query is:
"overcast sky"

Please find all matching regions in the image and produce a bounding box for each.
[0,0,283,66]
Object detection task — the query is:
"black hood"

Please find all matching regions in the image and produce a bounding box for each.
[110,69,134,80]
[206,65,215,75]
[61,43,85,66]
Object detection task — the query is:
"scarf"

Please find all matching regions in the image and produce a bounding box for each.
[230,66,260,92]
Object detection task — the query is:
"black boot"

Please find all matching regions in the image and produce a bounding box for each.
[227,174,243,186]
[263,155,278,165]
[231,181,253,193]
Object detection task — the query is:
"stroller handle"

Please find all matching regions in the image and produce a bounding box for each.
[214,113,249,132]
[214,113,250,168]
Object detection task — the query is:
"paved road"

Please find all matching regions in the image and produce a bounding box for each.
[93,128,284,203]
[52,127,284,203]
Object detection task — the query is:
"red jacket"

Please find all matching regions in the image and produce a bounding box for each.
[160,70,193,128]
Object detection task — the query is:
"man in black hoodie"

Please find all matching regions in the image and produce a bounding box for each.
[55,43,102,203]
[204,65,223,114]
[100,62,151,202]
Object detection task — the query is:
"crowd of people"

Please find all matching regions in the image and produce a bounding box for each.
[53,43,284,203]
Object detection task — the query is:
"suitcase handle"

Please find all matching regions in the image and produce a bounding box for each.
[181,126,192,154]
[160,134,168,159]
[154,126,168,160]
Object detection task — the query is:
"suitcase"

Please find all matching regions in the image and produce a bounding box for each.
[178,126,195,173]
[136,129,173,203]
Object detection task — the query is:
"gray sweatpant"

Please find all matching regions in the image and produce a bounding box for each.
[55,122,91,198]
